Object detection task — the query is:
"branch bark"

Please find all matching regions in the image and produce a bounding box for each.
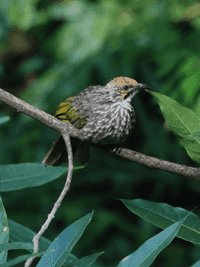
[0,88,81,140]
[0,87,200,266]
[0,88,200,181]
[115,148,200,180]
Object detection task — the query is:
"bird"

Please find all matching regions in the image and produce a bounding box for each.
[42,76,150,166]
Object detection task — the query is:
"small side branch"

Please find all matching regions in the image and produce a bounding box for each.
[25,131,73,267]
[116,148,200,180]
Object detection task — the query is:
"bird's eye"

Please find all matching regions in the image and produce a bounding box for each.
[123,85,129,90]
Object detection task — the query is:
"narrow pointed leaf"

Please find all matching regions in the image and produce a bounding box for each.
[121,199,200,244]
[0,163,68,191]
[78,252,104,267]
[117,217,186,267]
[0,242,33,251]
[37,212,94,267]
[8,219,79,265]
[0,251,50,267]
[0,196,9,264]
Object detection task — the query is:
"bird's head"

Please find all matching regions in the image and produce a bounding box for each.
[105,76,150,101]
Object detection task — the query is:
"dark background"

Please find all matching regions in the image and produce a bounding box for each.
[0,0,200,266]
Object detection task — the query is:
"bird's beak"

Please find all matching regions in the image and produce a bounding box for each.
[137,83,151,90]
[121,83,151,100]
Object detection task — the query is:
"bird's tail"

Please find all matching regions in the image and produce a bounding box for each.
[42,134,89,166]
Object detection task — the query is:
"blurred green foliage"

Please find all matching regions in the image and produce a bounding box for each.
[0,0,200,266]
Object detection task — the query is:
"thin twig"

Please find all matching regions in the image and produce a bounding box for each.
[24,131,73,267]
[115,148,200,180]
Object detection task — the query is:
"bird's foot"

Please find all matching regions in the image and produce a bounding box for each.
[112,147,122,154]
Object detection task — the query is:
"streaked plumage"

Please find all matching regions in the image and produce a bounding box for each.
[42,77,150,166]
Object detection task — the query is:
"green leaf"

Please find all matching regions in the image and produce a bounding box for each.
[0,242,33,251]
[181,137,200,163]
[0,196,9,264]
[37,212,94,267]
[0,115,10,125]
[191,259,200,266]
[8,219,79,266]
[149,91,200,137]
[149,91,200,163]
[0,163,67,191]
[117,216,186,267]
[187,130,200,140]
[121,199,200,244]
[77,252,104,267]
[8,219,51,252]
[0,251,49,267]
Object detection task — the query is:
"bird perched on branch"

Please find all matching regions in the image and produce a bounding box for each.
[42,76,150,166]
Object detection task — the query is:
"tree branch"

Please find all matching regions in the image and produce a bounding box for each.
[0,87,200,266]
[0,88,200,181]
[0,88,82,140]
[115,148,200,180]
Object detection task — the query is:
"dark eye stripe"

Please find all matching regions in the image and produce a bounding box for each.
[123,85,129,90]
